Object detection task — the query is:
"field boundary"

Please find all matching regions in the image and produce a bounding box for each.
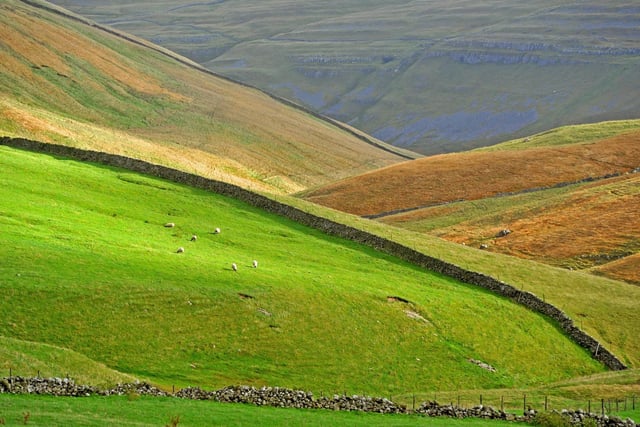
[0,136,627,371]
[2,377,637,425]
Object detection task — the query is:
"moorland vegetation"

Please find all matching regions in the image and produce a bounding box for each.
[49,0,640,154]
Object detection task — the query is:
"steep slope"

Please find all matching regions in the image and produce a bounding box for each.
[301,123,640,283]
[0,0,411,195]
[49,0,640,154]
[0,145,605,393]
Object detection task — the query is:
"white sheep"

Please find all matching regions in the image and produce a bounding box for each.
[232,263,238,272]
[252,260,258,268]
[190,234,198,241]
[164,222,175,228]
[214,227,221,234]
[176,247,185,253]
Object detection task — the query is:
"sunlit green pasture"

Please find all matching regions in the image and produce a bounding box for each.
[0,146,603,396]
[0,394,518,427]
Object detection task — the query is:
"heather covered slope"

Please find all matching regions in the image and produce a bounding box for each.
[0,0,411,195]
[49,0,640,154]
[301,122,640,284]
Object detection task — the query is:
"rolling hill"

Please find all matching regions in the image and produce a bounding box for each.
[301,122,640,284]
[1,0,639,419]
[0,0,414,196]
[47,0,640,154]
[0,144,604,395]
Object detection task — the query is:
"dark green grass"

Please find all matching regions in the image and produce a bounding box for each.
[0,146,602,396]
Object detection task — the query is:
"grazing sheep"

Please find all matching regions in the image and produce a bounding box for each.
[164,222,175,228]
[232,263,238,272]
[252,260,258,268]
[177,247,185,253]
[214,227,221,234]
[496,229,511,238]
[190,234,198,241]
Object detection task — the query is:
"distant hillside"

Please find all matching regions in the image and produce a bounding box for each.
[48,0,640,154]
[302,122,640,284]
[0,0,412,195]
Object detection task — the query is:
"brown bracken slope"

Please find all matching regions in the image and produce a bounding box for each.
[302,131,640,216]
[302,130,640,284]
[0,0,411,194]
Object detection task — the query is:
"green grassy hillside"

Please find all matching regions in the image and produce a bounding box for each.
[0,145,604,396]
[0,0,411,195]
[49,0,640,154]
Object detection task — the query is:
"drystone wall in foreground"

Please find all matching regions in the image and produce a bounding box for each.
[1,378,637,426]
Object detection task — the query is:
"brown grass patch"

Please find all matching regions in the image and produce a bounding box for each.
[381,174,640,283]
[303,131,640,216]
[303,131,640,283]
[592,253,640,286]
[1,0,405,192]
[1,103,73,139]
[442,175,640,263]
[0,5,183,100]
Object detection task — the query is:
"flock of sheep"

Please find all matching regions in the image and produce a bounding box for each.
[164,222,257,272]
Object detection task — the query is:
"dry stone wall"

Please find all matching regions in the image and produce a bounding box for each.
[1,378,636,426]
[0,136,627,370]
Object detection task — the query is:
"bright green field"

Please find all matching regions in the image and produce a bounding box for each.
[0,394,518,427]
[0,145,603,396]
